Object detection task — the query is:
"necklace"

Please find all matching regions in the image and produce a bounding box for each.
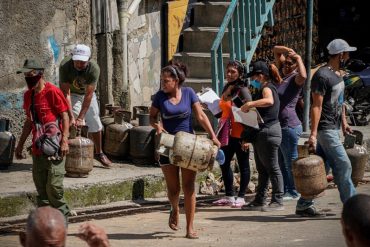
[327,65,341,76]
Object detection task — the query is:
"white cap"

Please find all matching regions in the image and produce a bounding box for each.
[72,44,91,61]
[327,39,357,55]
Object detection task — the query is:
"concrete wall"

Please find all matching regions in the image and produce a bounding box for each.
[0,0,92,139]
[126,0,162,109]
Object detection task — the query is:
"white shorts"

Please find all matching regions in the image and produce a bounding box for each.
[71,93,103,133]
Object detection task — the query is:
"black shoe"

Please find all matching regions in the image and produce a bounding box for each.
[241,201,266,211]
[262,202,285,212]
[296,205,325,217]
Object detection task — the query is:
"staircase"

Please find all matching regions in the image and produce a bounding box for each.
[173,1,230,93]
[173,0,275,130]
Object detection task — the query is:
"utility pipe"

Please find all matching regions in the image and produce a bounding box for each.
[303,0,313,132]
[119,0,142,94]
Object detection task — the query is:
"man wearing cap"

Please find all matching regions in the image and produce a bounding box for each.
[296,39,357,217]
[14,59,71,218]
[59,44,112,168]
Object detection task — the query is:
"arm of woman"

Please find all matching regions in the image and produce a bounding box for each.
[193,102,221,147]
[240,87,274,112]
[273,45,292,68]
[291,52,307,86]
[149,106,165,134]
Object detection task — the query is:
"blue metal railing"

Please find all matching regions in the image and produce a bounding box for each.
[211,0,275,95]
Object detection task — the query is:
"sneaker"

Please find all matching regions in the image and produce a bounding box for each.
[241,200,266,211]
[231,197,246,208]
[261,202,285,212]
[296,205,325,217]
[68,210,77,217]
[283,192,300,201]
[95,153,112,168]
[213,197,235,206]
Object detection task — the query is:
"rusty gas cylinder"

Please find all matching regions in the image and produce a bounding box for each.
[65,126,94,178]
[129,125,155,165]
[104,110,132,158]
[101,104,121,128]
[292,144,327,199]
[344,131,369,186]
[0,119,16,169]
[157,131,218,172]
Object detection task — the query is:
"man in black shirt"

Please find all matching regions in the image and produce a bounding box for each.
[296,39,357,216]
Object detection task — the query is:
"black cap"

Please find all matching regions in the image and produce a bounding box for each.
[16,59,44,74]
[246,61,269,78]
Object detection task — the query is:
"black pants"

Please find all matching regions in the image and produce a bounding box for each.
[221,137,250,197]
[253,122,283,204]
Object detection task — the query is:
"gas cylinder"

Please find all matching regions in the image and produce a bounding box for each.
[157,131,218,172]
[292,144,327,199]
[0,119,16,169]
[344,131,369,186]
[132,106,150,126]
[104,110,132,158]
[129,124,155,165]
[65,126,94,178]
[101,104,121,128]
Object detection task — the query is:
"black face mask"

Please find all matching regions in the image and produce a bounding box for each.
[25,75,42,89]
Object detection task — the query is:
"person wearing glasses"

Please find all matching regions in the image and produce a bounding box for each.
[273,45,307,201]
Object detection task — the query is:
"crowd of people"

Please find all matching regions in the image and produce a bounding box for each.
[12,38,369,244]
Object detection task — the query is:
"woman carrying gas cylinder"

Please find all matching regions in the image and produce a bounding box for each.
[149,61,220,239]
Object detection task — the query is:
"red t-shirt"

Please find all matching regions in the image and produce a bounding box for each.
[23,82,69,155]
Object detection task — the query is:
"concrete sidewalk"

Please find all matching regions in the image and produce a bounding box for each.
[0,158,165,218]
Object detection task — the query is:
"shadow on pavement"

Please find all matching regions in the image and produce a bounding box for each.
[69,231,175,240]
[207,214,338,222]
[0,163,32,173]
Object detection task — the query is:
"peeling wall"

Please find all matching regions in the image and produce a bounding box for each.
[126,0,162,109]
[0,0,92,139]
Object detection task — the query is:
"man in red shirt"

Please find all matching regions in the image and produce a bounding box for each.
[14,59,71,218]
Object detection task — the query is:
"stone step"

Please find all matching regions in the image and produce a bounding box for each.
[185,78,213,93]
[173,52,230,79]
[193,2,230,27]
[183,26,229,53]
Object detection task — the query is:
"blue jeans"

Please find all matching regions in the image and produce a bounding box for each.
[297,129,356,209]
[279,125,302,196]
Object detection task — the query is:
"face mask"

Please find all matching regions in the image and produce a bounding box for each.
[250,80,262,89]
[25,75,42,89]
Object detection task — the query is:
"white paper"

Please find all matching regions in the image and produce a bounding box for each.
[232,106,261,128]
[197,88,222,116]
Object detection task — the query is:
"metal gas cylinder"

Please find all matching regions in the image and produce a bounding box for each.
[132,106,150,126]
[0,119,16,169]
[292,144,327,199]
[129,124,155,165]
[104,110,132,158]
[157,131,218,172]
[101,104,121,128]
[344,130,369,186]
[65,126,94,178]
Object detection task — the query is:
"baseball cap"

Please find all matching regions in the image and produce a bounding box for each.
[327,39,357,55]
[246,61,269,78]
[16,59,44,74]
[72,44,91,61]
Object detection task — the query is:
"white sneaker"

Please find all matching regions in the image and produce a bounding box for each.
[231,197,246,208]
[213,196,235,206]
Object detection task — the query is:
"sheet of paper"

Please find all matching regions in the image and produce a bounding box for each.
[232,106,260,128]
[197,88,222,116]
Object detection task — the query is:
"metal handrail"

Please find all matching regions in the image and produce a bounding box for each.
[211,0,275,95]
